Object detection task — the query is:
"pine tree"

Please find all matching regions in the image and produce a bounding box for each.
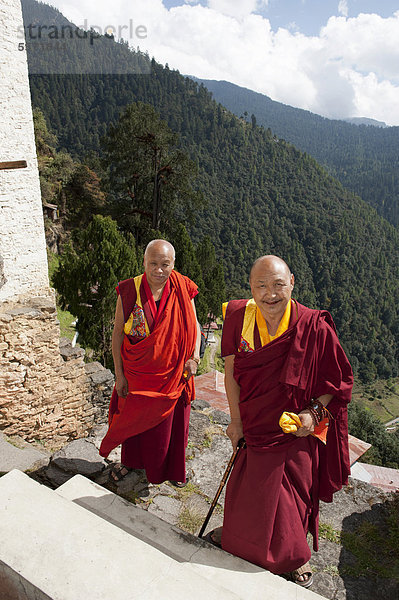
[196,235,226,323]
[173,224,207,323]
[64,164,106,230]
[102,102,202,239]
[54,215,138,367]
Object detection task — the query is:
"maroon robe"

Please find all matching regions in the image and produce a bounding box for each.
[106,272,197,484]
[221,300,353,574]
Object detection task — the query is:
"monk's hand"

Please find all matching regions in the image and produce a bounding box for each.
[226,418,244,449]
[294,409,315,437]
[183,358,198,381]
[115,374,128,398]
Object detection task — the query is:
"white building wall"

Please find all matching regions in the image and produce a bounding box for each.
[0,0,49,302]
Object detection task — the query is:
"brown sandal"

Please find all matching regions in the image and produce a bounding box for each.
[289,562,313,588]
[109,464,132,482]
[203,527,222,549]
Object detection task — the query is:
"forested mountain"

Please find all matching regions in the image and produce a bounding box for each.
[193,78,399,228]
[22,0,399,382]
[342,117,387,128]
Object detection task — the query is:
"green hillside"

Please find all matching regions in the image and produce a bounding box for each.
[193,79,399,228]
[22,0,399,382]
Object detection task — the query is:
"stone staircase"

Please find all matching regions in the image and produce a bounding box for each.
[0,469,324,600]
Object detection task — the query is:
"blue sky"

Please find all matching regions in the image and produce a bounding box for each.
[47,1,399,124]
[162,0,398,35]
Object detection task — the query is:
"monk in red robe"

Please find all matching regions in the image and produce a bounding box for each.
[99,239,201,486]
[206,255,353,588]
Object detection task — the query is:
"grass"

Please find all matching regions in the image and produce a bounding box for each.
[341,516,399,581]
[318,522,341,544]
[174,481,211,534]
[319,493,399,581]
[4,436,26,450]
[56,306,76,340]
[177,485,223,533]
[174,481,201,501]
[48,251,77,341]
[212,331,224,371]
[197,330,224,375]
[321,565,340,577]
[120,490,140,504]
[202,430,213,448]
[47,251,59,285]
[352,376,399,425]
[178,506,205,534]
[196,343,212,376]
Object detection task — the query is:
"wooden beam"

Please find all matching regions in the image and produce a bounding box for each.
[0,160,28,171]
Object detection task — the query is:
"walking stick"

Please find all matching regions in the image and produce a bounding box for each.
[198,437,246,539]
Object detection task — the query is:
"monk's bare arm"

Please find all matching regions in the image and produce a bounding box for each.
[295,393,333,437]
[112,295,128,398]
[224,354,244,448]
[183,298,201,380]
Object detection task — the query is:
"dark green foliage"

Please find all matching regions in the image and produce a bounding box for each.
[33,107,57,160]
[53,215,138,366]
[21,0,151,78]
[63,164,106,229]
[340,494,399,581]
[24,0,399,381]
[196,236,226,323]
[195,79,399,228]
[348,403,399,468]
[173,224,207,323]
[33,107,75,209]
[173,227,226,325]
[101,102,202,239]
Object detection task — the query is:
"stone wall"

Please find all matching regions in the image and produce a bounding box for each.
[0,2,115,447]
[0,0,49,302]
[0,293,97,447]
[84,361,115,424]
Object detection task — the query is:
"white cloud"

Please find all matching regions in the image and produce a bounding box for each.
[338,1,348,18]
[49,1,399,125]
[207,1,268,19]
[287,21,300,32]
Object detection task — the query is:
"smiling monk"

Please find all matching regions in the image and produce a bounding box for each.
[206,255,353,588]
[99,239,201,487]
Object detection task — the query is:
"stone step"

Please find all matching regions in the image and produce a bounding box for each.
[56,474,325,600]
[0,469,244,600]
[0,432,49,473]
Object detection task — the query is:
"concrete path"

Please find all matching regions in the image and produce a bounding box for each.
[0,469,325,600]
[57,474,325,600]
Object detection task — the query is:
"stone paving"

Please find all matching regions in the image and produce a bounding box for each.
[2,399,398,600]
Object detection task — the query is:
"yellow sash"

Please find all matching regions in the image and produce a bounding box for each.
[123,274,150,337]
[223,299,291,351]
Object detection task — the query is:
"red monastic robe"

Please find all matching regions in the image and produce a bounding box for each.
[221,299,353,574]
[99,270,198,483]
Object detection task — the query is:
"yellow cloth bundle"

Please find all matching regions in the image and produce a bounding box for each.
[279,412,302,433]
[279,411,329,444]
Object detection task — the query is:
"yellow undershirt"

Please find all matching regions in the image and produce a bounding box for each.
[223,298,292,351]
[255,299,291,346]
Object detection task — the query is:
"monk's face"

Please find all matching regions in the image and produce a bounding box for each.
[144,243,175,288]
[250,257,294,322]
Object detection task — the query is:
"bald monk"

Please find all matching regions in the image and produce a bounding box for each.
[206,256,353,587]
[99,240,201,486]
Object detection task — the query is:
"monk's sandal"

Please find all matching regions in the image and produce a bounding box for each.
[289,562,313,588]
[109,464,132,483]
